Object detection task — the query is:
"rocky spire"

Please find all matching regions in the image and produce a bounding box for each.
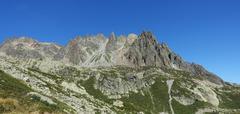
[105,32,118,52]
[109,32,116,41]
[125,31,161,66]
[139,31,157,45]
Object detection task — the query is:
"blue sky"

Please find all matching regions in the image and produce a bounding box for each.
[0,0,240,83]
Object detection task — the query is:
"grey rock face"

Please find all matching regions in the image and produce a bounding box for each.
[65,38,87,65]
[124,32,159,66]
[6,47,43,59]
[123,32,223,84]
[124,31,184,67]
[53,47,65,60]
[97,72,155,98]
[0,37,61,60]
[190,63,224,85]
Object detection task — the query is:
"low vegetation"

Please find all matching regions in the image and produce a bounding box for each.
[0,70,69,114]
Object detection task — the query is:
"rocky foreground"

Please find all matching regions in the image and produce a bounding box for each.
[0,32,239,114]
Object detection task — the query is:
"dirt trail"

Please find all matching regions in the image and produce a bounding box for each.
[167,80,174,114]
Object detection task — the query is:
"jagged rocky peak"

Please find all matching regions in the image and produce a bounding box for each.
[109,32,116,40]
[105,32,118,52]
[123,31,224,85]
[139,31,158,46]
[125,31,178,67]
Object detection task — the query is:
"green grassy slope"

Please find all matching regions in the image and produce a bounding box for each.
[0,70,69,114]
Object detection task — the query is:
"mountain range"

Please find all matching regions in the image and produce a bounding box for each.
[0,32,239,114]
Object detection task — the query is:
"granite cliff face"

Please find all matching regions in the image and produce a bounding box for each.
[0,32,238,114]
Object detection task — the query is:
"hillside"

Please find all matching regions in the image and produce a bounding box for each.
[0,32,239,114]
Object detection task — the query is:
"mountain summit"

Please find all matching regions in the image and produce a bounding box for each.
[0,32,239,114]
